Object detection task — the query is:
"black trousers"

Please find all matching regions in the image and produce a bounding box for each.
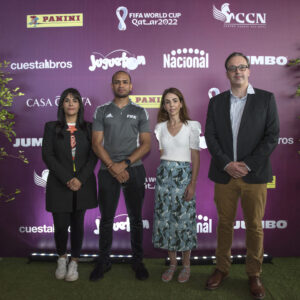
[52,193,86,258]
[97,165,146,263]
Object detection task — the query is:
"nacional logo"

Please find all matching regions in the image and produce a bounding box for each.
[197,214,213,234]
[13,138,43,148]
[163,48,209,69]
[10,59,72,70]
[93,214,150,235]
[89,50,146,72]
[234,219,287,230]
[116,6,181,30]
[247,56,288,66]
[34,169,49,188]
[27,13,83,28]
[212,3,266,28]
[26,96,91,108]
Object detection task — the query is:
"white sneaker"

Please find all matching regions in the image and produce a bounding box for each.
[65,260,79,282]
[55,256,68,280]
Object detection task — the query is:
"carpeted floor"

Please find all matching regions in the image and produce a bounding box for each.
[0,257,299,300]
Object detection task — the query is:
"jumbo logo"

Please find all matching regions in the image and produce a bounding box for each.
[247,56,288,66]
[234,219,287,230]
[27,14,83,28]
[13,138,43,148]
[130,95,161,108]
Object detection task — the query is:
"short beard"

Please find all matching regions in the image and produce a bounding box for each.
[114,92,130,98]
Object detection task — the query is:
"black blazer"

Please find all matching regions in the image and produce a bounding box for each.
[205,88,279,184]
[42,121,98,212]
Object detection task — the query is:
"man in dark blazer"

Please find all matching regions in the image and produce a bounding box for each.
[205,52,279,299]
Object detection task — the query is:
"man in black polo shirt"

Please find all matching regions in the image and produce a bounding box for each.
[90,70,151,281]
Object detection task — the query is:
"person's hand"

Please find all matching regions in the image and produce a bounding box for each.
[184,182,196,201]
[115,170,130,184]
[225,162,248,179]
[67,177,82,191]
[109,162,127,177]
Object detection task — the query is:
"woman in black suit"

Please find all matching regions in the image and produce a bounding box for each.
[42,88,97,281]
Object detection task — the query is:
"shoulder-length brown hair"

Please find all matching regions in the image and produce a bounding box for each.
[157,87,190,124]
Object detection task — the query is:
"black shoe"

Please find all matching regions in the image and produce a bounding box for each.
[89,261,112,281]
[132,262,149,280]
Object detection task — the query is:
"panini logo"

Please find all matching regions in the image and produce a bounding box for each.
[131,95,161,108]
[267,176,276,189]
[27,14,83,28]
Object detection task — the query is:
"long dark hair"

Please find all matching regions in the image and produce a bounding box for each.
[157,87,191,124]
[56,88,87,137]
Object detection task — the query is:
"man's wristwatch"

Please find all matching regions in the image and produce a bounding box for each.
[124,158,131,167]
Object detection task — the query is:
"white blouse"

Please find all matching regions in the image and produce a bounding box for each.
[154,120,201,163]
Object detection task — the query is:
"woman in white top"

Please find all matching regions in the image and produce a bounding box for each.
[152,87,200,283]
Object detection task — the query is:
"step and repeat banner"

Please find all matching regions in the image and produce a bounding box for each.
[0,0,299,257]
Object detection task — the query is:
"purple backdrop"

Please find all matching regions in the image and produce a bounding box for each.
[0,0,299,257]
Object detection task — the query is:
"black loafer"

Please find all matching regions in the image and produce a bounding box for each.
[89,261,112,281]
[132,262,149,280]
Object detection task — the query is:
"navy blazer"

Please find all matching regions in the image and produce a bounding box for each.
[205,88,279,184]
[42,121,98,212]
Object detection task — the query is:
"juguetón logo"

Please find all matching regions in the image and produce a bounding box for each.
[89,50,146,71]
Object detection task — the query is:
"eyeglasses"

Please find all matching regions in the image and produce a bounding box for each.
[227,65,249,73]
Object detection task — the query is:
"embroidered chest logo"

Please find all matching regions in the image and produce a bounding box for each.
[127,114,137,119]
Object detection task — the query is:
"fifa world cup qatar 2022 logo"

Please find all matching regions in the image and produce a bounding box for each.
[116,6,128,31]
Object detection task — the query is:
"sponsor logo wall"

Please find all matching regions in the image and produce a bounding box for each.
[0,0,299,257]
